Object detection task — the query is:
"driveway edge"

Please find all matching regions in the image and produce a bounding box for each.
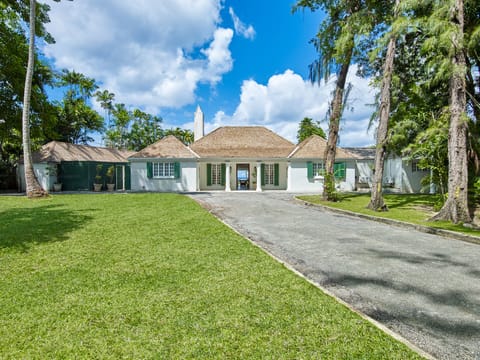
[296,198,480,246]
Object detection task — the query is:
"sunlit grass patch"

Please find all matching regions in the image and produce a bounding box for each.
[298,193,480,236]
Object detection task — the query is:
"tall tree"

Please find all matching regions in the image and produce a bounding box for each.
[104,105,166,151]
[128,109,163,150]
[297,117,326,143]
[18,0,70,196]
[164,127,194,145]
[55,69,103,144]
[368,0,401,211]
[104,103,131,149]
[0,1,55,188]
[22,0,46,197]
[432,0,471,223]
[294,0,383,200]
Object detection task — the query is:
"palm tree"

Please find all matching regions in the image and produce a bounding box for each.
[95,89,115,126]
[22,0,47,197]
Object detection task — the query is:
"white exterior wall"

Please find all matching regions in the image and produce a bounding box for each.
[401,160,430,193]
[130,161,197,192]
[288,160,356,193]
[17,163,53,192]
[288,161,323,192]
[339,164,356,191]
[356,157,430,193]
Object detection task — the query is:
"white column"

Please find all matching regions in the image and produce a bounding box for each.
[429,169,436,194]
[196,162,200,191]
[287,162,292,192]
[122,165,125,191]
[256,162,262,192]
[225,162,231,191]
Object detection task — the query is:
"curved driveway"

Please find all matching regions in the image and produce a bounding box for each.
[189,192,480,360]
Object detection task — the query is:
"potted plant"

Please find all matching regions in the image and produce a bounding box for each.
[94,164,103,191]
[48,164,62,192]
[106,165,115,191]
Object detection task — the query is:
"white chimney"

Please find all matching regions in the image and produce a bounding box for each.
[194,105,204,141]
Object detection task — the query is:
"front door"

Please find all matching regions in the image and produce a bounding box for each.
[236,164,250,190]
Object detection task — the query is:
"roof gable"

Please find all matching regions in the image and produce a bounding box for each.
[190,126,295,158]
[289,135,359,159]
[29,141,134,163]
[129,135,198,159]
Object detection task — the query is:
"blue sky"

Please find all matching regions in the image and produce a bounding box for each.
[41,0,376,146]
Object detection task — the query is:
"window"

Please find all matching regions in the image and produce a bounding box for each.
[412,161,423,172]
[211,163,222,185]
[312,162,325,176]
[153,162,175,178]
[261,163,279,186]
[307,161,344,180]
[264,164,274,185]
[206,163,225,186]
[333,162,346,180]
[147,162,180,179]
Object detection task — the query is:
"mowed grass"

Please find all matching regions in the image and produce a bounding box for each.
[298,193,480,236]
[0,193,422,359]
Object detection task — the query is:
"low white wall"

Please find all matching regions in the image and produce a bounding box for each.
[130,161,197,192]
[17,163,53,192]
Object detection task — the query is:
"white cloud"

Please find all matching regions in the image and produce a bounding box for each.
[42,0,231,111]
[228,7,256,40]
[201,28,234,84]
[210,66,376,146]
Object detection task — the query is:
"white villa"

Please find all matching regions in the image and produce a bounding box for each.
[128,106,430,193]
[19,106,431,194]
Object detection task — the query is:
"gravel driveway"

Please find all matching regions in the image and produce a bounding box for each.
[189,191,480,360]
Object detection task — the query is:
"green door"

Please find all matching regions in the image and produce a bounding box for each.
[115,165,122,190]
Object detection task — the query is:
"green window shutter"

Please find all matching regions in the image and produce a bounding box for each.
[334,162,346,180]
[174,162,180,179]
[147,162,153,178]
[307,161,313,179]
[261,164,265,186]
[274,163,279,186]
[221,163,226,186]
[207,163,212,186]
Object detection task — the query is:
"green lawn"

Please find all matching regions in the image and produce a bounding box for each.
[0,194,422,359]
[298,193,480,236]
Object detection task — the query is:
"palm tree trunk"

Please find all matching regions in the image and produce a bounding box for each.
[431,0,470,223]
[323,42,353,201]
[368,0,400,211]
[22,0,47,198]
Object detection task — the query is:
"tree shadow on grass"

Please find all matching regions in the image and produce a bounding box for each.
[0,204,94,252]
[384,194,437,210]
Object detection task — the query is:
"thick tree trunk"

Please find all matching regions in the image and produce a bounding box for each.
[368,0,399,211]
[323,43,353,201]
[431,0,470,223]
[22,0,47,198]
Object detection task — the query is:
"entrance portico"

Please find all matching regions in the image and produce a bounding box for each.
[198,160,287,192]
